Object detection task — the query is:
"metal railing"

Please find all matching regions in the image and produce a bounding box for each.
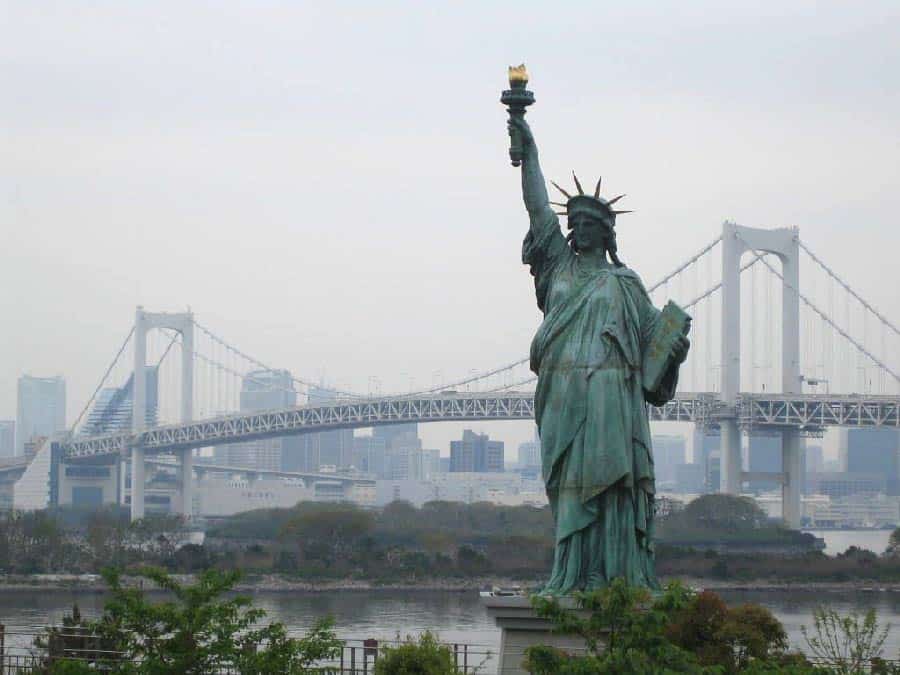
[0,626,492,674]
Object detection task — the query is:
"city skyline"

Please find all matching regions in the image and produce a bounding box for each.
[3,3,899,458]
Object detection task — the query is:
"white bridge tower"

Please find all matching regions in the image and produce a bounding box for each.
[130,307,194,521]
[719,222,802,527]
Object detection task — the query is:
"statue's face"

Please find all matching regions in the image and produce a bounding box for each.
[570,212,612,254]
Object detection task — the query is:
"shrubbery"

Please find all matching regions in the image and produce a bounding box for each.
[524,580,894,674]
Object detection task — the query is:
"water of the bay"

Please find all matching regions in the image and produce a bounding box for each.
[806,529,893,555]
[3,586,900,670]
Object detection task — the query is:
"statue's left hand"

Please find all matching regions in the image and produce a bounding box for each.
[671,335,690,364]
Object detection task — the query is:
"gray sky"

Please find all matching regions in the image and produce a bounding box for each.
[2,1,899,456]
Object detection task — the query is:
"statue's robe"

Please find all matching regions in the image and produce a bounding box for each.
[524,214,680,593]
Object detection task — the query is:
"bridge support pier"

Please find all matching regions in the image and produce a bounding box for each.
[179,449,193,518]
[131,448,145,520]
[782,429,802,529]
[720,420,743,495]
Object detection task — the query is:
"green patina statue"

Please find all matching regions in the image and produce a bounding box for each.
[503,66,690,594]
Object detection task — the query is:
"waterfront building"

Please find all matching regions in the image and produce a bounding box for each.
[449,429,504,473]
[804,493,900,529]
[374,470,546,507]
[807,472,888,499]
[0,421,14,458]
[16,375,65,455]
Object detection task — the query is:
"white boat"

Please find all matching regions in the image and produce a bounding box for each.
[479,585,525,598]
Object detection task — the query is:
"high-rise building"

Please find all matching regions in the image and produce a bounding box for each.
[839,428,900,496]
[806,445,825,473]
[693,430,721,493]
[517,427,541,469]
[674,463,706,493]
[652,435,686,486]
[280,386,353,473]
[384,429,422,480]
[216,370,301,472]
[16,375,66,455]
[517,440,540,468]
[374,423,419,446]
[0,421,14,459]
[352,434,386,476]
[357,423,434,481]
[81,367,159,436]
[450,430,504,473]
[748,435,782,491]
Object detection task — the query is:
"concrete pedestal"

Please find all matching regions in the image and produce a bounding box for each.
[483,596,596,675]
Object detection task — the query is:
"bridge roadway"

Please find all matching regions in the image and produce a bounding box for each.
[59,391,900,460]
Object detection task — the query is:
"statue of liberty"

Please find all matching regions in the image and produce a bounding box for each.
[505,85,690,594]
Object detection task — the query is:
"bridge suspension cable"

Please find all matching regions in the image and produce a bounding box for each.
[647,235,722,294]
[191,319,363,399]
[69,326,135,434]
[799,240,900,338]
[736,233,900,383]
[487,375,537,392]
[681,252,768,311]
[162,329,303,405]
[403,357,531,396]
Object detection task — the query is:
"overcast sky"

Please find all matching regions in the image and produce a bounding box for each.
[2,1,899,456]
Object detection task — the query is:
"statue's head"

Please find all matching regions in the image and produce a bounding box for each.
[551,173,630,265]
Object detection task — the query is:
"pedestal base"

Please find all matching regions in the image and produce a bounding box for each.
[483,596,597,675]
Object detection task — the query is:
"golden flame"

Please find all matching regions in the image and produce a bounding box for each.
[508,64,529,85]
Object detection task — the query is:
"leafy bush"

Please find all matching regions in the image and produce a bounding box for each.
[373,632,457,675]
[43,566,343,674]
[802,606,890,674]
[525,580,816,674]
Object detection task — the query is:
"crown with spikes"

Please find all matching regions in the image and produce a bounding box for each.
[549,172,632,228]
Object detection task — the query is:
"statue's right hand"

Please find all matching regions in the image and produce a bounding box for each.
[508,117,535,151]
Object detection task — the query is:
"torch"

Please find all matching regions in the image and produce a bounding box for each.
[501,64,535,167]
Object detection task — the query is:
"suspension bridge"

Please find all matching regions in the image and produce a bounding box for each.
[41,222,900,528]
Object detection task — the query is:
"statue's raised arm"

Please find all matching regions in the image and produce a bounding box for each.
[508,117,557,235]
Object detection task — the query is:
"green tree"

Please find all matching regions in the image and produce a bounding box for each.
[83,566,342,674]
[525,581,818,675]
[281,503,374,565]
[525,579,703,674]
[886,526,900,558]
[373,632,457,675]
[679,494,768,532]
[801,606,890,674]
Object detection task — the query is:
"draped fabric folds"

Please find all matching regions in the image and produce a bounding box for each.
[523,213,680,594]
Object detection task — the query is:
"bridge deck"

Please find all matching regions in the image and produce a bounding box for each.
[59,392,900,459]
